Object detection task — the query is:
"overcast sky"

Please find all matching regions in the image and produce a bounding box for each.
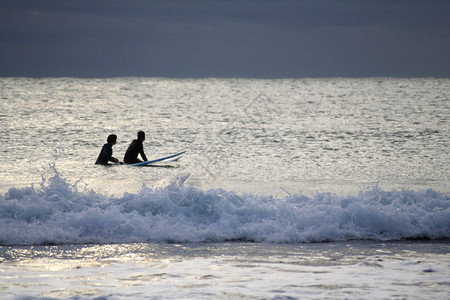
[1,0,449,78]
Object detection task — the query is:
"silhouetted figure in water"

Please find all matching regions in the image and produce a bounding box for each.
[124,131,148,164]
[95,134,121,165]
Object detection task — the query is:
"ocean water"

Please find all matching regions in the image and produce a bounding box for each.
[1,77,449,299]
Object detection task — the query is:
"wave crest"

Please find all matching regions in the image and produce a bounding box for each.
[1,168,449,245]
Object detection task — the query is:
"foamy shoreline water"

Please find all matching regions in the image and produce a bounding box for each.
[1,241,449,299]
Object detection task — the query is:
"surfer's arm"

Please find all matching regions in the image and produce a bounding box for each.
[139,143,147,161]
[103,145,120,164]
[141,151,148,162]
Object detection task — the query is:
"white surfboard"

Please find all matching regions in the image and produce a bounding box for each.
[130,151,186,166]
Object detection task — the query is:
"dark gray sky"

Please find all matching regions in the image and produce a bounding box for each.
[1,0,449,78]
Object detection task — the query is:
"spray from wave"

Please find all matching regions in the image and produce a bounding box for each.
[1,164,449,246]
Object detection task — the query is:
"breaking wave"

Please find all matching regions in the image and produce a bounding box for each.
[1,166,449,246]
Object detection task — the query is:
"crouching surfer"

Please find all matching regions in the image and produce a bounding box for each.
[124,131,148,164]
[95,134,122,165]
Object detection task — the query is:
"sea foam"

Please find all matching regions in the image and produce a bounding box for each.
[1,167,449,246]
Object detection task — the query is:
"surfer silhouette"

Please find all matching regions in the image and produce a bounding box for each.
[124,131,148,164]
[95,134,121,165]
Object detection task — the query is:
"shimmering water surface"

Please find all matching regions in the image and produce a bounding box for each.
[1,241,449,299]
[1,77,449,299]
[2,78,449,196]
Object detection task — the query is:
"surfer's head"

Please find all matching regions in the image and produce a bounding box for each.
[138,131,145,141]
[107,134,117,144]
